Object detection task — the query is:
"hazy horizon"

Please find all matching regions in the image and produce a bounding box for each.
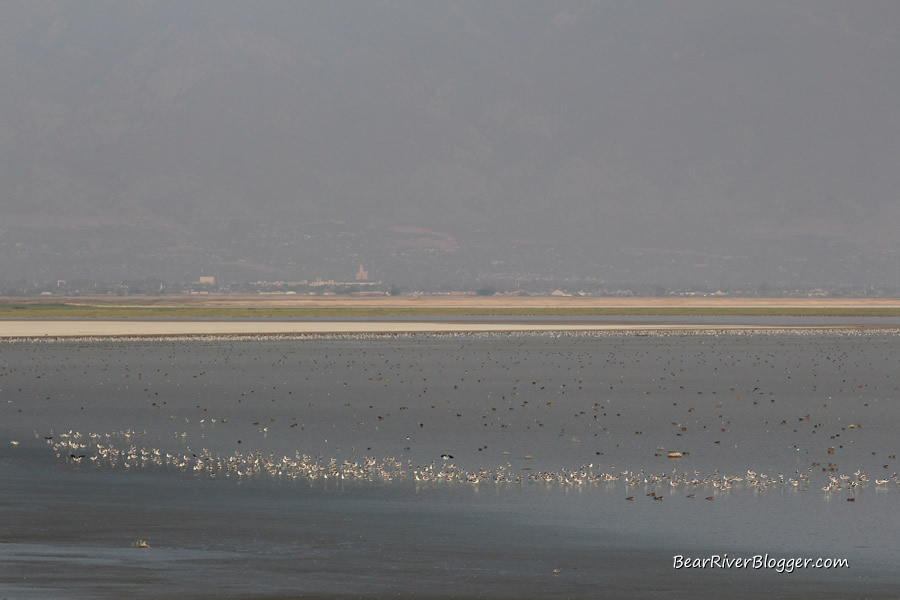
[2,1,900,290]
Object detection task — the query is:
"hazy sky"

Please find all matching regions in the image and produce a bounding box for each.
[2,1,900,288]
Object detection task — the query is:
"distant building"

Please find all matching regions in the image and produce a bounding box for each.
[355,265,369,281]
[199,276,216,286]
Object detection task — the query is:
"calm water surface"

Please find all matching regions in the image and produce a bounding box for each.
[2,330,899,598]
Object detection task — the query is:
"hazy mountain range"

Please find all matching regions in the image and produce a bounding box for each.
[2,1,900,289]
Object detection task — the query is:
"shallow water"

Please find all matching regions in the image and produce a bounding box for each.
[2,331,899,598]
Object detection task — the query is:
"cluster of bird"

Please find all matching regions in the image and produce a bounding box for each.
[35,429,899,496]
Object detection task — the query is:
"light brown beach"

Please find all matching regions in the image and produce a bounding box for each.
[0,319,756,338]
[2,296,899,338]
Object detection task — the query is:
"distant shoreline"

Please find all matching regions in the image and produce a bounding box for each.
[4,296,900,338]
[3,295,900,320]
[5,294,900,308]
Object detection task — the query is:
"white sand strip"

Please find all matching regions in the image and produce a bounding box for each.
[0,320,783,338]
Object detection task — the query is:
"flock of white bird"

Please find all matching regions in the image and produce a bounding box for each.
[33,429,899,497]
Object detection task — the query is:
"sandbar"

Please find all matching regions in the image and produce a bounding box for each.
[5,296,900,338]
